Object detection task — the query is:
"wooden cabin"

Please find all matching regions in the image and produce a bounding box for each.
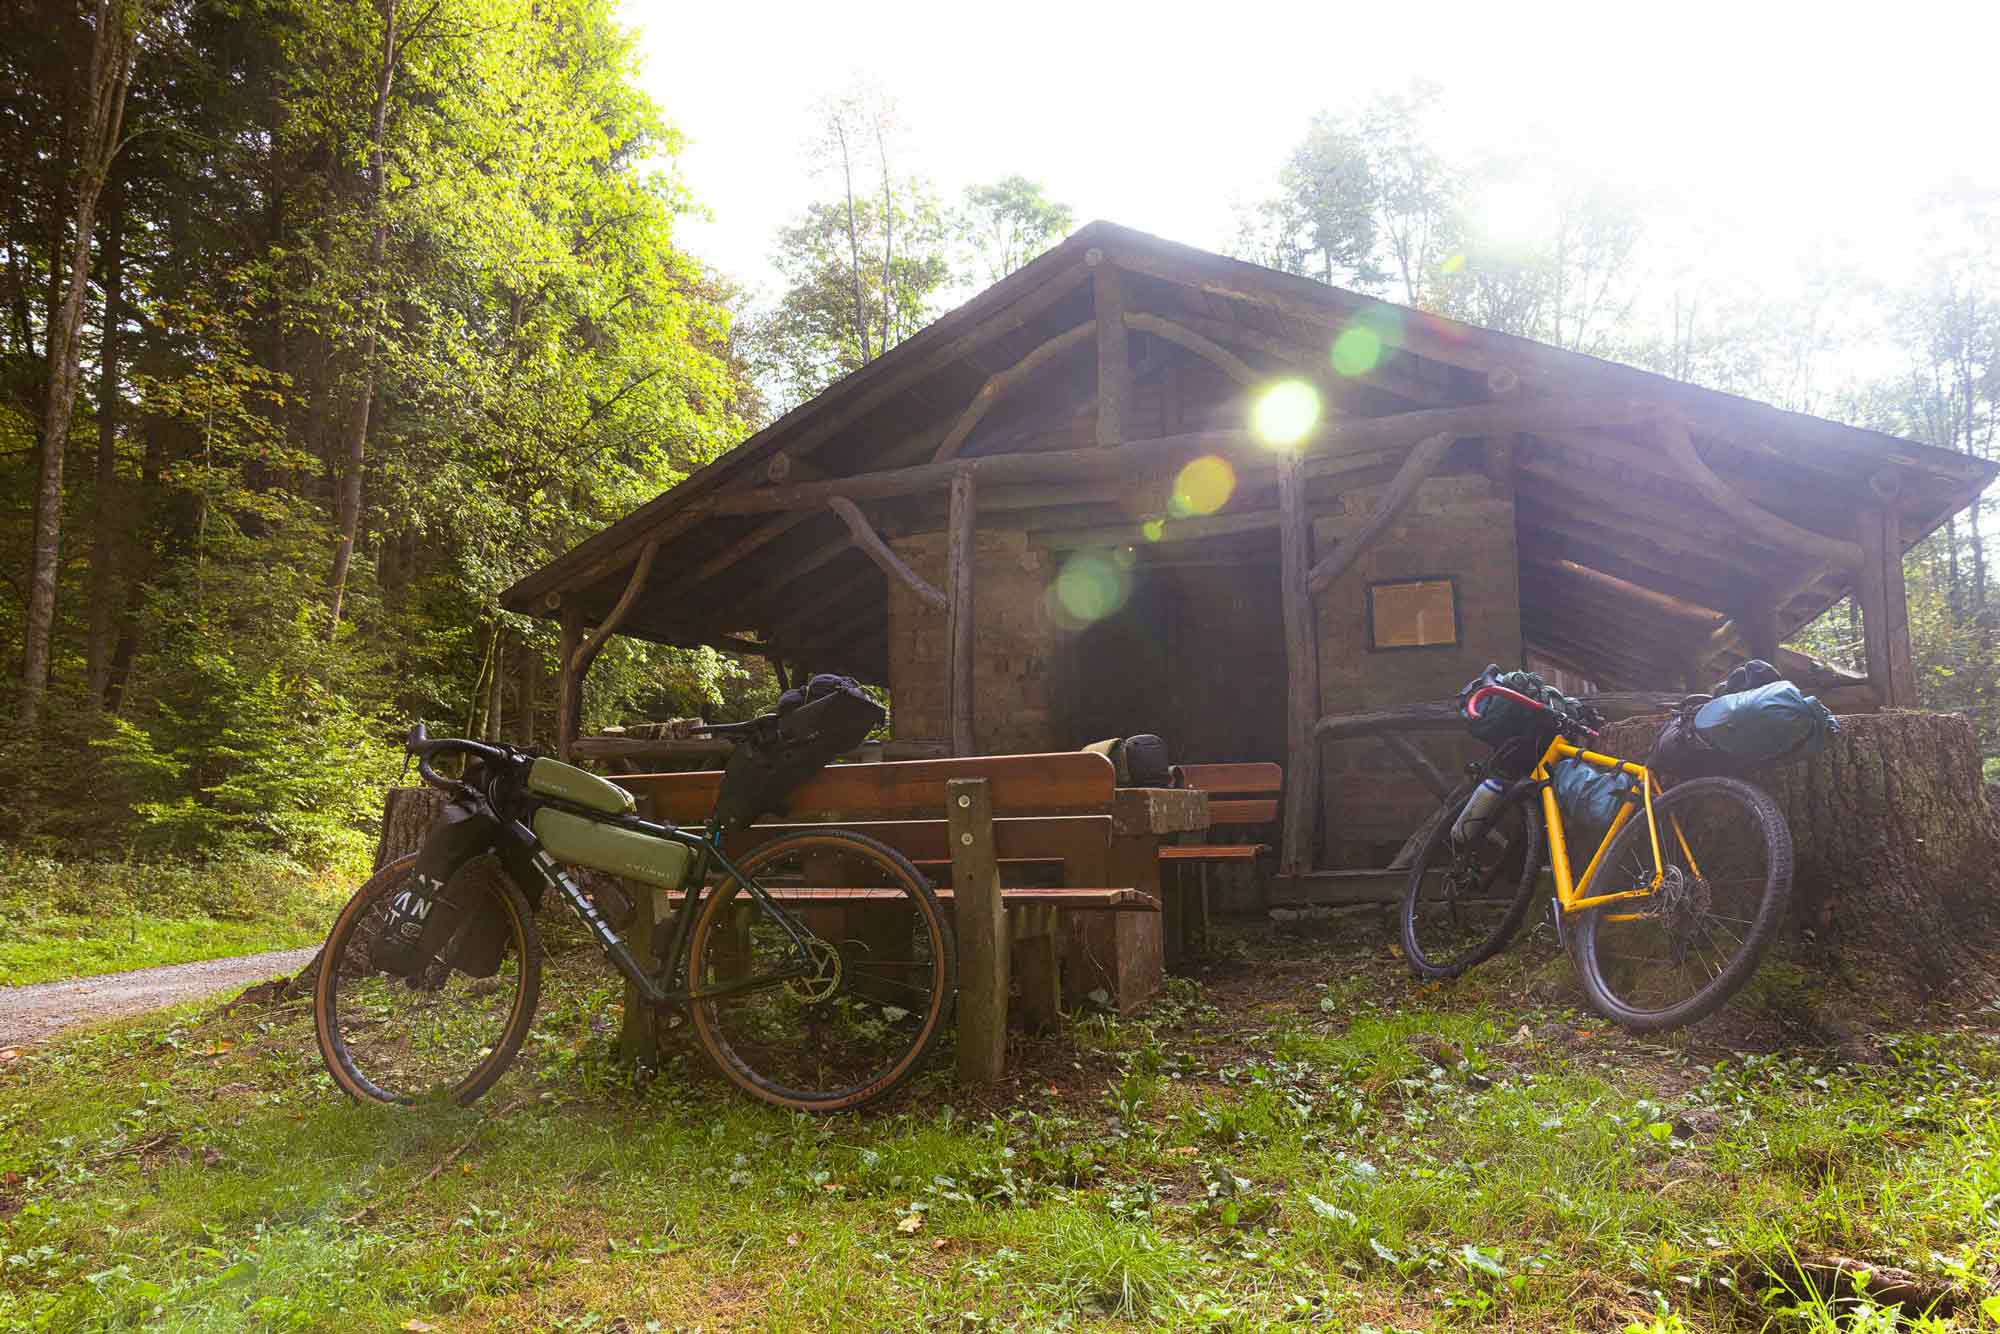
[500,221,1995,890]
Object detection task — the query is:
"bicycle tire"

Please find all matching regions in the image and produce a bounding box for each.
[1400,779,1544,980]
[1572,776,1792,1033]
[686,829,955,1113]
[314,852,542,1106]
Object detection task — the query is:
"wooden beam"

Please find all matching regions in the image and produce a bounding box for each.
[931,320,1096,463]
[684,513,814,589]
[1091,251,1128,446]
[1276,449,1320,877]
[1124,312,1259,386]
[1855,504,1917,707]
[734,532,855,614]
[570,537,660,674]
[949,778,1007,1084]
[1650,414,1864,569]
[1306,431,1453,595]
[828,496,946,610]
[1526,557,1724,625]
[556,603,584,762]
[1035,509,1280,551]
[1379,732,1452,802]
[701,397,1649,517]
[945,470,977,756]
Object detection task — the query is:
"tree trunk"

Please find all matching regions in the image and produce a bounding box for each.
[327,0,398,635]
[84,181,126,709]
[1597,710,2000,1027]
[20,0,138,728]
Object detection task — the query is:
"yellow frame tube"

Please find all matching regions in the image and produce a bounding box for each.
[1534,736,1665,916]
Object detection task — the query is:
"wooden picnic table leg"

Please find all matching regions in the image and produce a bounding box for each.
[618,878,666,1069]
[949,778,1008,1084]
[1010,904,1061,1034]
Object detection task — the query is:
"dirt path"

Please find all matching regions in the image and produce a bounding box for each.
[0,947,318,1049]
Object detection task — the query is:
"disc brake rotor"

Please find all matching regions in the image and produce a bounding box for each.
[785,936,843,1003]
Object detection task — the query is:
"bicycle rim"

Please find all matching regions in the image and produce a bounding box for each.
[1575,777,1792,1032]
[315,854,540,1106]
[1402,784,1541,978]
[688,831,953,1112]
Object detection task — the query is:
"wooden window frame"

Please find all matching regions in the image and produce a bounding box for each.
[1364,575,1462,653]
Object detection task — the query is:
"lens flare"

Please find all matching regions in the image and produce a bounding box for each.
[1047,553,1132,630]
[1172,454,1235,517]
[1250,380,1320,448]
[1141,518,1166,542]
[1332,306,1404,378]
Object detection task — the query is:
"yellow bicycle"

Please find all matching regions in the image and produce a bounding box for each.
[1400,682,1793,1032]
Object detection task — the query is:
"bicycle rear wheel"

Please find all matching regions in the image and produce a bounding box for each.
[1401,780,1544,979]
[687,829,954,1113]
[314,853,541,1106]
[1573,777,1792,1032]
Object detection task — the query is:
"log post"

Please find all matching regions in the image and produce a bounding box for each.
[945,469,977,756]
[556,603,584,761]
[1739,602,1782,664]
[1855,504,1917,708]
[1276,449,1321,878]
[517,641,539,748]
[949,778,1007,1084]
[1089,250,1128,447]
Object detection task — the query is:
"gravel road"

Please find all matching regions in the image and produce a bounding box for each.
[0,947,318,1049]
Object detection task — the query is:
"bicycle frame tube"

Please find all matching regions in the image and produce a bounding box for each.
[497,811,818,1009]
[1529,737,1665,915]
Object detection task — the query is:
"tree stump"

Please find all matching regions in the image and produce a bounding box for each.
[1596,709,2000,1032]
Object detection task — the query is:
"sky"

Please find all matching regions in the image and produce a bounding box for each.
[628,0,1999,314]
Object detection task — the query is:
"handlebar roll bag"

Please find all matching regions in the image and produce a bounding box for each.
[374,791,502,978]
[714,675,885,830]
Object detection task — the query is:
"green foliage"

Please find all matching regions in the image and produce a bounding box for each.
[0,0,769,864]
[957,175,1074,284]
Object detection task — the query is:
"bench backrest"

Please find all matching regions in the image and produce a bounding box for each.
[729,816,1113,880]
[1171,761,1282,826]
[622,751,1117,826]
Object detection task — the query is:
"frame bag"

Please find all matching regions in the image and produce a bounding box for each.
[714,675,885,830]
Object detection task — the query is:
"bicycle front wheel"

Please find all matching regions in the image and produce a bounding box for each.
[1401,780,1544,979]
[1573,777,1792,1033]
[314,853,541,1106]
[687,829,954,1113]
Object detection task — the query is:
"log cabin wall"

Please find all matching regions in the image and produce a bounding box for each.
[1313,469,1523,867]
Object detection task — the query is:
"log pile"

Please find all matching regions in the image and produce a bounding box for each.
[1597,709,2000,1026]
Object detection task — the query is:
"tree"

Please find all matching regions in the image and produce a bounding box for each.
[748,85,953,411]
[957,175,1073,284]
[19,0,142,728]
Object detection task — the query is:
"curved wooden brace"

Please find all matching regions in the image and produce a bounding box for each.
[931,320,1097,463]
[1651,414,1863,569]
[1305,432,1454,595]
[1122,312,1260,386]
[570,536,659,675]
[828,496,947,610]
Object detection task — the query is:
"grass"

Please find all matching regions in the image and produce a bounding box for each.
[2,916,1998,1331]
[0,849,351,986]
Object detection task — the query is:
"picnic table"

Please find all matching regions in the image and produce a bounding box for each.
[616,752,1209,1082]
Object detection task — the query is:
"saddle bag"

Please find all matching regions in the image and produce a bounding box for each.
[713,674,885,830]
[1648,678,1839,780]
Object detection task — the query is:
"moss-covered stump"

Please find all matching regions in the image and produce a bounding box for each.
[1596,709,2000,1029]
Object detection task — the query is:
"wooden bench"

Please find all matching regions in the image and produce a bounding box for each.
[618,752,1169,1081]
[1162,762,1282,939]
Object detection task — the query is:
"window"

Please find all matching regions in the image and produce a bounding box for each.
[1366,577,1459,651]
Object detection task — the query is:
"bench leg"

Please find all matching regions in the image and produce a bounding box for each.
[1160,862,1185,969]
[950,779,1008,1084]
[619,880,667,1069]
[1010,905,1061,1035]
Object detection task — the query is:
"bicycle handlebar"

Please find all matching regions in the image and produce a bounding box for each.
[1464,684,1601,740]
[403,722,512,795]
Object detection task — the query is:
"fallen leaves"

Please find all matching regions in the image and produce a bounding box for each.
[896,1213,923,1234]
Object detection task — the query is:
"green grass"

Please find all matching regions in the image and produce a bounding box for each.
[0,849,350,986]
[3,922,1998,1331]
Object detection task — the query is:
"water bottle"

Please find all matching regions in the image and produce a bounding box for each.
[1450,778,1506,847]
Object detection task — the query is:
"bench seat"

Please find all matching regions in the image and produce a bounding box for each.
[1158,844,1265,862]
[672,886,1158,911]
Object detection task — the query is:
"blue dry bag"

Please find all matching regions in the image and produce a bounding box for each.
[1692,681,1839,766]
[1550,759,1636,856]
